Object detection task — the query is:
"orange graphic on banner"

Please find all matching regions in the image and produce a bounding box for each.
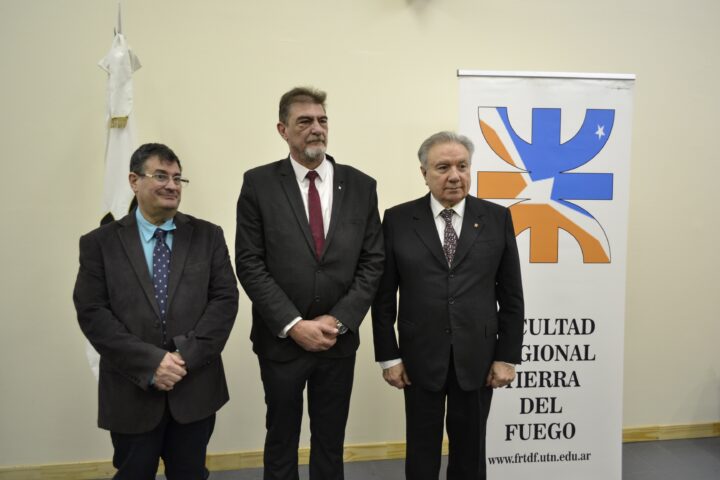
[479,120,519,167]
[509,204,610,263]
[477,172,526,198]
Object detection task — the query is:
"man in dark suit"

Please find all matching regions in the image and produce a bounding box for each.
[74,143,239,480]
[372,131,524,480]
[235,87,384,480]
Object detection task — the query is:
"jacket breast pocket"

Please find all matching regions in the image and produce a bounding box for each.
[472,239,502,258]
[183,261,209,274]
[334,218,365,246]
[342,218,365,227]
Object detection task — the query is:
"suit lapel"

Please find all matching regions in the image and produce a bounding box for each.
[322,157,344,258]
[452,196,486,267]
[278,158,317,257]
[412,194,448,269]
[167,212,192,309]
[117,213,162,319]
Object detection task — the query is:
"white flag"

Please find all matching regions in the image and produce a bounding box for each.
[86,12,141,379]
[99,27,141,222]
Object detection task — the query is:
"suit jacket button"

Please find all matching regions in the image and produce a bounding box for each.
[314,296,320,302]
[449,297,455,304]
[445,328,451,334]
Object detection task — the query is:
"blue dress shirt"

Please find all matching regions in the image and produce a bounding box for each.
[135,207,176,275]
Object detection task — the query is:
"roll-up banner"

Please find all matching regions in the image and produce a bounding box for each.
[458,71,635,479]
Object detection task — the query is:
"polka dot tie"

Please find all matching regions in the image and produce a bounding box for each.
[152,229,171,343]
[441,209,457,266]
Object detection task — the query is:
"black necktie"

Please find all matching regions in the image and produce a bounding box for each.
[440,209,457,265]
[152,229,171,342]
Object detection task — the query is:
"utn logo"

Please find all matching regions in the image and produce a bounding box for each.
[476,107,614,263]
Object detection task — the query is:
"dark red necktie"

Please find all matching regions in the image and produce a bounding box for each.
[306,170,325,259]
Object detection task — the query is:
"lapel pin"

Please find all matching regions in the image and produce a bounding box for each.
[338,185,342,190]
[474,223,479,228]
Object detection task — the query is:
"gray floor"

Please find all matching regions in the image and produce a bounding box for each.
[622,437,720,480]
[157,437,720,479]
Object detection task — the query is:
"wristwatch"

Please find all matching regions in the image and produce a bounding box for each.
[336,319,348,335]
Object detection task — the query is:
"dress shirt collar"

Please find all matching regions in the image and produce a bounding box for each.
[135,207,176,242]
[430,194,466,220]
[289,155,330,183]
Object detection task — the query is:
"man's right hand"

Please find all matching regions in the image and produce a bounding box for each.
[289,319,338,352]
[383,362,411,389]
[153,352,187,391]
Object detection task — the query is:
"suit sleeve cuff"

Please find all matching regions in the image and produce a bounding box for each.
[379,358,402,370]
[279,317,302,338]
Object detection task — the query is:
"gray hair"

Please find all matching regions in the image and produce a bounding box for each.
[279,86,327,124]
[417,131,474,168]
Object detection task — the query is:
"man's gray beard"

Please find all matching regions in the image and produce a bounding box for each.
[304,145,326,161]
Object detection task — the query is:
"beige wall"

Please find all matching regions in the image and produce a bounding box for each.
[0,0,718,467]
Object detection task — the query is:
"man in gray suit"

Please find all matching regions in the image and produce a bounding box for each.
[235,87,384,480]
[74,143,239,480]
[372,132,524,480]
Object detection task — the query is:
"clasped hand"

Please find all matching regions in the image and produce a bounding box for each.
[153,352,186,391]
[289,315,339,352]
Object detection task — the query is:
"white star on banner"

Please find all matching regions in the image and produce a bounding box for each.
[595,125,606,139]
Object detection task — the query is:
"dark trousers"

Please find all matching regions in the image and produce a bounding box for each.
[404,357,493,480]
[110,409,216,480]
[259,353,356,480]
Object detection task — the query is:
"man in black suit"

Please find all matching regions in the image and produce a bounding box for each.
[235,87,384,480]
[372,131,524,480]
[74,143,239,480]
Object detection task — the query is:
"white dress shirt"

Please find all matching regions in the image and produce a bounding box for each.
[289,155,333,236]
[279,156,334,337]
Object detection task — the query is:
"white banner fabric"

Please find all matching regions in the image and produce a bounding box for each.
[458,71,635,480]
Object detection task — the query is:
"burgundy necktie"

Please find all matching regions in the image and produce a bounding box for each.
[306,170,324,259]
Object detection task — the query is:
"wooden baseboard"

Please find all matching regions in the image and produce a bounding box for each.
[0,460,117,480]
[622,421,720,443]
[2,422,717,479]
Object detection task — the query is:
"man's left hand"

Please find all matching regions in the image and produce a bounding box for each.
[485,361,516,388]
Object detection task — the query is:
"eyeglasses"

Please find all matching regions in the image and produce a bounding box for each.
[138,172,190,187]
